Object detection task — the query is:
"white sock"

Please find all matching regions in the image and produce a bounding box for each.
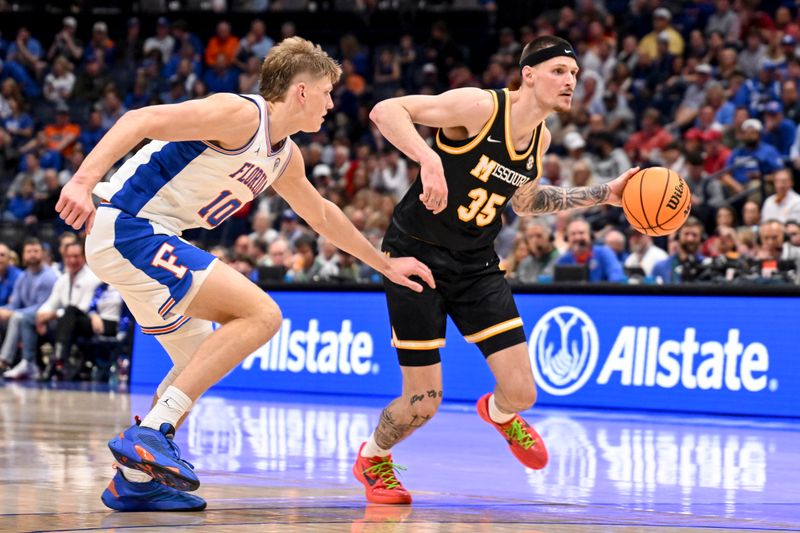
[361,433,391,458]
[488,394,515,424]
[140,385,193,431]
[118,464,152,483]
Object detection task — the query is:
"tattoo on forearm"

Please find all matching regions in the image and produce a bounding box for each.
[513,184,610,215]
[410,394,424,405]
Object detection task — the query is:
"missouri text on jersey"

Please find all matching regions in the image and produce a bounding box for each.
[470,154,532,187]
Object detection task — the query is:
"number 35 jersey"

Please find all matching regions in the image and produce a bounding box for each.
[391,88,546,251]
[93,94,292,235]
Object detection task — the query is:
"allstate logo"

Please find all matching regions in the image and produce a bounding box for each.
[529,306,599,396]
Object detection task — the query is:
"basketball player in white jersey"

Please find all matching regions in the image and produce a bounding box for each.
[56,37,434,512]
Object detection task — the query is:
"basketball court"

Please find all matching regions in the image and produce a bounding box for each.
[1,383,798,532]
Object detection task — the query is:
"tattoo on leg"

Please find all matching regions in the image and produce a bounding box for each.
[373,399,435,449]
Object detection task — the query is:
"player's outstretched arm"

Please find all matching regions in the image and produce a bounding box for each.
[370,88,493,215]
[272,147,435,293]
[56,94,260,232]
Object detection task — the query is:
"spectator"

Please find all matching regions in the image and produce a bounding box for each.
[741,200,762,229]
[516,222,559,283]
[722,118,783,195]
[705,82,735,127]
[500,236,530,280]
[0,238,58,378]
[0,243,21,307]
[41,101,80,158]
[48,16,83,63]
[638,8,685,60]
[78,110,107,154]
[7,27,45,78]
[624,108,674,164]
[143,17,175,65]
[556,218,625,282]
[7,153,45,197]
[737,30,766,79]
[786,220,800,247]
[755,220,799,272]
[239,56,261,94]
[203,53,239,94]
[266,238,290,269]
[237,19,273,66]
[652,217,706,283]
[761,169,800,222]
[43,56,76,105]
[1,97,33,148]
[35,241,101,381]
[27,169,61,225]
[278,209,305,245]
[762,100,796,159]
[205,21,239,67]
[86,21,115,67]
[4,178,35,221]
[701,129,731,175]
[72,54,111,103]
[684,151,726,227]
[733,63,781,117]
[705,0,741,43]
[593,131,632,183]
[604,229,628,263]
[624,230,669,277]
[371,149,409,202]
[97,89,127,131]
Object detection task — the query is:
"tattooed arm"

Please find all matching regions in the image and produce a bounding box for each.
[511,182,610,216]
[512,128,641,217]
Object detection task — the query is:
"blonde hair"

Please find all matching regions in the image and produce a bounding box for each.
[259,36,342,102]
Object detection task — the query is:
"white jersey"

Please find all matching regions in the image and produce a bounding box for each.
[94,94,292,235]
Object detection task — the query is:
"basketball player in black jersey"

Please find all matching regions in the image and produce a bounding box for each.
[352,36,639,504]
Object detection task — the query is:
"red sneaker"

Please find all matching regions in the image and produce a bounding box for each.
[352,442,412,505]
[476,392,548,470]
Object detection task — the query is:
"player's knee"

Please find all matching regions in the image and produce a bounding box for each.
[405,390,442,420]
[251,299,282,342]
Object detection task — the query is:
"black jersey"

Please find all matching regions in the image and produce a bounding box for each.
[391,88,546,252]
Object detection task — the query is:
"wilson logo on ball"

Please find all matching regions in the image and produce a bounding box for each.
[666,179,685,210]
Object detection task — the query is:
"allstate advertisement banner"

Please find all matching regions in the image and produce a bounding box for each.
[132,291,800,417]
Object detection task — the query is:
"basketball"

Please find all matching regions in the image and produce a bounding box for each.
[622,167,692,237]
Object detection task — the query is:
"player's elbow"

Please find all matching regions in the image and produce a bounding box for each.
[369,100,393,127]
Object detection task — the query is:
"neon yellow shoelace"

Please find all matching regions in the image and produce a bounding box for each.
[504,419,536,450]
[365,460,407,489]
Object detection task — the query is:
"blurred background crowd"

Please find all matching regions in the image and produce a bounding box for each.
[1,0,800,381]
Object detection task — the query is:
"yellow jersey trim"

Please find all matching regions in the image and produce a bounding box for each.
[463,317,524,343]
[435,90,499,155]
[391,328,446,350]
[503,88,538,161]
[534,122,547,180]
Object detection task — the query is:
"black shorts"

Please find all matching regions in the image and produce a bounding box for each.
[382,223,526,366]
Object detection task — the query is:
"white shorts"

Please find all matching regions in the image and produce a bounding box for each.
[86,205,218,337]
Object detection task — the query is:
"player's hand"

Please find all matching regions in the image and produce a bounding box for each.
[605,167,640,207]
[384,256,435,293]
[56,178,96,233]
[419,155,448,214]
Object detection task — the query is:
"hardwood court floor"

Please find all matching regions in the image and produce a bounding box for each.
[1,383,798,532]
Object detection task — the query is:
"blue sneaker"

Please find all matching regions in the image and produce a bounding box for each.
[108,421,200,491]
[101,469,206,512]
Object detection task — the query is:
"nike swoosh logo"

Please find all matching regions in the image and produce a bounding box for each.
[362,470,378,486]
[487,136,502,143]
[565,49,572,54]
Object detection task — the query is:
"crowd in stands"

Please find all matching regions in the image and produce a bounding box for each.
[4,1,800,380]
